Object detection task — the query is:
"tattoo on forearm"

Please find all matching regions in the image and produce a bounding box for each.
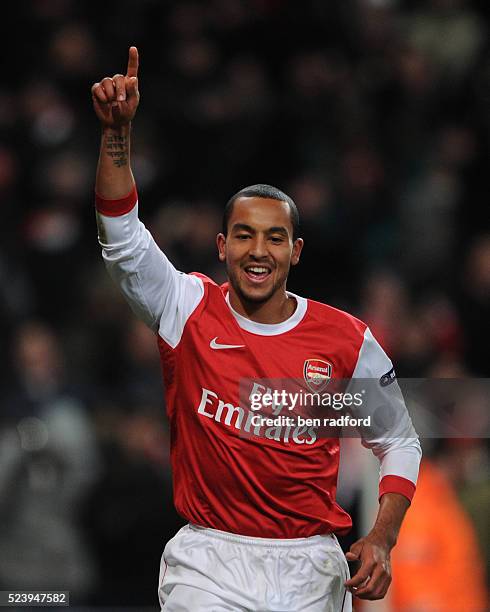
[105,134,128,167]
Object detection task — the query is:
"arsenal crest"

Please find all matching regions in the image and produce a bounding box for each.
[303,359,332,392]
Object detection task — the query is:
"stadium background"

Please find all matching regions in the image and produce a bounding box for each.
[0,0,489,610]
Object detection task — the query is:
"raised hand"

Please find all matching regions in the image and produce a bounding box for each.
[92,47,140,128]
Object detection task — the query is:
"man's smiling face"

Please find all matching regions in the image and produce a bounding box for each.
[217,196,303,305]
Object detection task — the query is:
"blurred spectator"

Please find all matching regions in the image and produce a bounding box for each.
[406,0,485,80]
[0,322,98,600]
[82,408,182,606]
[360,270,409,358]
[459,234,490,375]
[120,319,164,407]
[391,454,488,612]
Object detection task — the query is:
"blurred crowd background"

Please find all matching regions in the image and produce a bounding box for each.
[0,0,489,610]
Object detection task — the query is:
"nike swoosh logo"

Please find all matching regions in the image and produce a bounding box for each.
[210,337,245,350]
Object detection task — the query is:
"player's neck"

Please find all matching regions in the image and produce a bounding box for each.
[228,287,297,324]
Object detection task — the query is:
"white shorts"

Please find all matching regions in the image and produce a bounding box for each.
[158,524,352,611]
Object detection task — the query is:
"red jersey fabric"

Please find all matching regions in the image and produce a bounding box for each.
[158,275,365,538]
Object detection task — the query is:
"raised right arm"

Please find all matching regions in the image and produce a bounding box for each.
[92,46,139,199]
[92,47,203,346]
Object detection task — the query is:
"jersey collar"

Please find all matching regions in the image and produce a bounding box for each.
[225,291,307,336]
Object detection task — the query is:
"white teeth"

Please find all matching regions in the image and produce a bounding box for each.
[247,267,269,274]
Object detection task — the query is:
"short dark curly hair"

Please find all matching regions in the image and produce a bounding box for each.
[222,184,300,241]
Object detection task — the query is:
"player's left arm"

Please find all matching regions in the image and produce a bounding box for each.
[344,327,422,600]
[344,492,409,599]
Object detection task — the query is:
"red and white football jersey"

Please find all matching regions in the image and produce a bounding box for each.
[96,188,421,539]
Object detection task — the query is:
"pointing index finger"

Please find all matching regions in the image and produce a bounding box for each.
[126,46,139,78]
